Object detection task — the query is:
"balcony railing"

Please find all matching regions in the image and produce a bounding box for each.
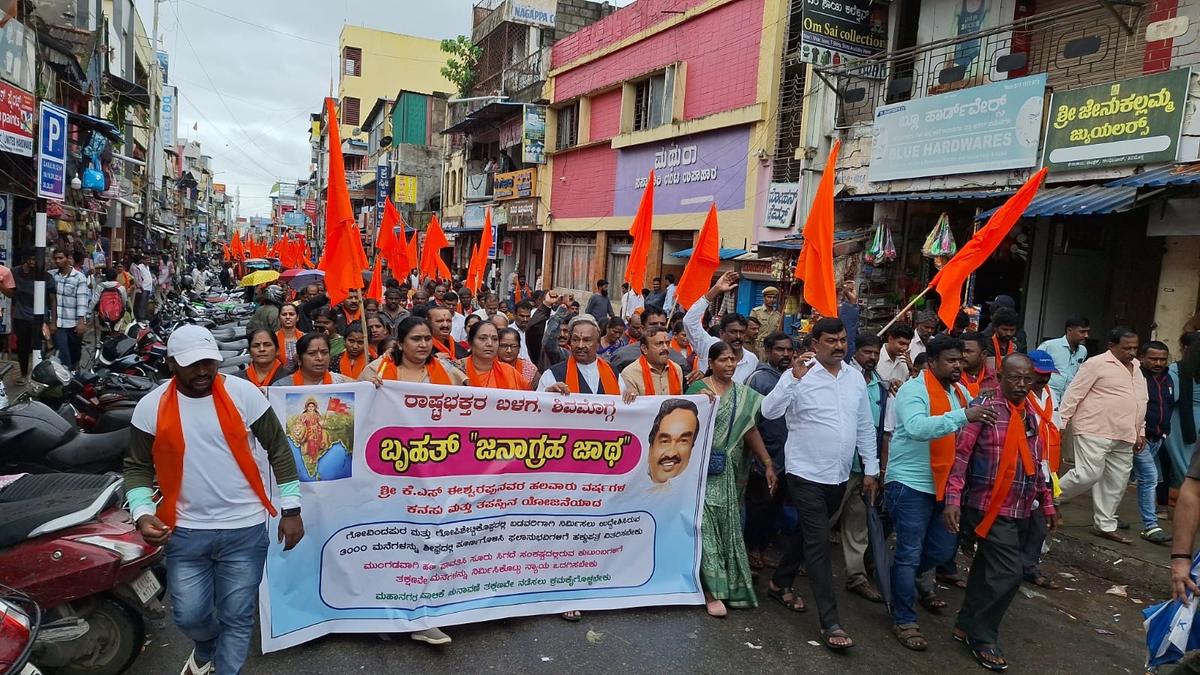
[503,47,550,97]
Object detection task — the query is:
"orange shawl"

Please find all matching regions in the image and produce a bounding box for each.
[565,356,619,394]
[292,370,333,385]
[465,358,523,390]
[960,368,987,398]
[339,351,369,380]
[151,375,275,527]
[924,368,969,500]
[245,361,280,388]
[275,329,300,365]
[432,338,464,359]
[991,334,1014,372]
[638,356,682,395]
[379,358,452,384]
[1027,391,1062,473]
[975,401,1037,538]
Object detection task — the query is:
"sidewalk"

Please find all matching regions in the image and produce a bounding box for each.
[1046,483,1173,599]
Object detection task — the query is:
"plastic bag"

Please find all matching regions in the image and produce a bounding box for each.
[864,222,896,264]
[921,213,958,258]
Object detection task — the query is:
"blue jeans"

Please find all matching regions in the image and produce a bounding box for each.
[52,327,82,369]
[166,524,268,675]
[885,481,959,626]
[1133,439,1163,531]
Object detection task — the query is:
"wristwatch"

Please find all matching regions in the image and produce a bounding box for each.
[281,507,301,518]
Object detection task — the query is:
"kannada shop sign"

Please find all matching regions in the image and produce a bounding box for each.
[521,105,547,164]
[869,73,1047,183]
[1042,69,1191,173]
[494,168,537,200]
[614,125,749,216]
[258,382,715,651]
[0,82,33,157]
[765,183,800,229]
[800,0,888,67]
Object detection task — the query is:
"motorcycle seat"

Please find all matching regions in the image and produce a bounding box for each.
[0,473,121,548]
[220,355,251,369]
[216,339,247,351]
[44,428,129,474]
[218,350,241,359]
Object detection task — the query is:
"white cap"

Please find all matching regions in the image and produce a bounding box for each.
[167,325,222,366]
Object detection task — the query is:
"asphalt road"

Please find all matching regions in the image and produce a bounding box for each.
[125,557,1149,675]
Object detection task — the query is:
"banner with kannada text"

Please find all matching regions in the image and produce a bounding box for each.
[258,381,716,652]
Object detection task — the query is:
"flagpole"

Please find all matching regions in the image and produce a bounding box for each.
[876,286,931,337]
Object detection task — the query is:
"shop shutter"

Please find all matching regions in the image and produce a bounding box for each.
[395,93,427,146]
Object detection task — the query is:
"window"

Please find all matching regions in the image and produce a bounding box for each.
[554,235,596,292]
[632,66,675,132]
[341,96,360,127]
[556,101,579,150]
[343,46,362,77]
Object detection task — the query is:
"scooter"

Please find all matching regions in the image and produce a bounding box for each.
[0,586,41,674]
[19,361,150,434]
[0,400,128,475]
[0,473,164,675]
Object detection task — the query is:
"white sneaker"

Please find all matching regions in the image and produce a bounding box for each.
[410,627,452,645]
[180,650,213,675]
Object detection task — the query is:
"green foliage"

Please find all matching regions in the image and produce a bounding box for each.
[440,35,482,98]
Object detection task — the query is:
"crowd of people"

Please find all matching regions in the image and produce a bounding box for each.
[106,256,1200,674]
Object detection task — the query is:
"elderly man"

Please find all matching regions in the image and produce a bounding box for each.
[537,314,625,395]
[1036,316,1091,403]
[749,286,782,340]
[1057,326,1147,544]
[620,327,683,399]
[944,353,1058,672]
[683,271,759,382]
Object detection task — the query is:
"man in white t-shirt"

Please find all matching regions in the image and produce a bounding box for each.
[130,255,153,320]
[124,325,303,675]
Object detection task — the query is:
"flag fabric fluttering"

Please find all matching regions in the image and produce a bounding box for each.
[466,207,494,292]
[317,97,369,306]
[366,254,384,302]
[1144,551,1200,667]
[928,167,1047,329]
[419,214,452,281]
[675,203,721,310]
[230,230,245,261]
[624,171,655,295]
[795,139,840,318]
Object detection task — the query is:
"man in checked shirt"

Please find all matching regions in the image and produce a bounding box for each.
[943,353,1059,672]
[50,247,91,370]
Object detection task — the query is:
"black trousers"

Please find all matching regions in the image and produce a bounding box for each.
[771,474,846,630]
[11,318,36,374]
[956,508,1029,644]
[1020,508,1047,580]
[744,470,786,553]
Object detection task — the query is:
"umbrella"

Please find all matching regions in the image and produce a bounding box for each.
[865,497,893,616]
[1144,552,1200,667]
[240,270,280,287]
[280,268,324,291]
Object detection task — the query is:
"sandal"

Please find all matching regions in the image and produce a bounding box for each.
[560,610,582,622]
[918,592,948,611]
[1141,527,1173,545]
[820,625,855,650]
[952,627,968,644]
[705,598,727,618]
[936,573,968,589]
[968,639,1009,671]
[1028,575,1061,590]
[847,580,883,603]
[747,551,764,570]
[768,584,807,612]
[892,623,928,651]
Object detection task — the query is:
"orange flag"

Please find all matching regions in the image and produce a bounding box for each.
[794,139,840,317]
[318,97,370,306]
[380,199,410,280]
[366,255,384,302]
[930,167,1047,329]
[419,214,451,281]
[624,171,655,294]
[221,242,231,261]
[231,230,245,261]
[467,207,494,292]
[676,203,721,310]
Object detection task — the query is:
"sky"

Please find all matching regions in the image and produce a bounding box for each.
[132,0,475,217]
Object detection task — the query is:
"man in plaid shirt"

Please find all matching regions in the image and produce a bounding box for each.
[51,247,91,369]
[944,353,1059,671]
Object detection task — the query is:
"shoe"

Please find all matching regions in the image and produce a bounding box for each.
[13,376,27,387]
[1141,527,1173,545]
[411,627,452,645]
[180,650,213,675]
[1117,519,1131,530]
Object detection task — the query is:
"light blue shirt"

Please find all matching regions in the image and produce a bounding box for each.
[885,377,970,495]
[1037,335,1088,403]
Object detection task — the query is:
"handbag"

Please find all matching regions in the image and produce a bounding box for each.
[707,386,739,476]
[82,155,106,191]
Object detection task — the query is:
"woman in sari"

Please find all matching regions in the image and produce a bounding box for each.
[238,328,282,388]
[451,321,525,390]
[276,303,302,367]
[1166,332,1200,485]
[498,327,538,388]
[273,332,352,385]
[686,340,774,617]
[362,317,466,386]
[598,318,627,359]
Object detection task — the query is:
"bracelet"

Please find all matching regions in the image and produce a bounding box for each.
[1171,553,1192,560]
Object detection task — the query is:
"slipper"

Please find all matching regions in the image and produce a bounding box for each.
[560,610,582,622]
[705,599,727,618]
[1092,528,1132,545]
[918,592,948,611]
[847,581,883,603]
[1028,575,1061,591]
[768,585,807,612]
[968,639,1009,671]
[936,573,968,589]
[892,623,928,651]
[952,628,968,644]
[1141,527,1173,545]
[821,625,855,651]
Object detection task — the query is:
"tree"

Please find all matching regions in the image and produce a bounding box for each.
[440,35,482,98]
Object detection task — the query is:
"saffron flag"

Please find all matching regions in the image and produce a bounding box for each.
[380,199,410,281]
[366,254,384,303]
[231,230,245,261]
[419,214,452,281]
[624,171,655,294]
[675,203,721,310]
[467,206,494,292]
[930,167,1047,329]
[794,139,840,317]
[318,97,369,306]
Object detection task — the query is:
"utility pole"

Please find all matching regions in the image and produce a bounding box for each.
[144,0,161,262]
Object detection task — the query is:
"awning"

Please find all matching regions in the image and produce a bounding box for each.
[670,247,749,260]
[441,101,524,135]
[106,73,150,107]
[837,189,1016,202]
[444,225,484,235]
[1106,162,1200,187]
[68,111,122,143]
[975,185,1140,220]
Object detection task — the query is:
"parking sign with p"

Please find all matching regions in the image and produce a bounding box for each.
[37,102,68,201]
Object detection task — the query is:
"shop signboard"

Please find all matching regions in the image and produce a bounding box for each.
[614,125,749,216]
[800,0,888,69]
[508,0,557,28]
[37,101,68,201]
[521,105,546,164]
[375,163,391,209]
[394,175,418,204]
[0,81,33,157]
[1042,69,1190,173]
[869,73,1047,183]
[0,193,10,334]
[505,197,538,231]
[494,168,537,200]
[284,212,306,228]
[160,86,177,150]
[764,182,800,229]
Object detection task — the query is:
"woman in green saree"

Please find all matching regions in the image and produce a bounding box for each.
[687,341,777,617]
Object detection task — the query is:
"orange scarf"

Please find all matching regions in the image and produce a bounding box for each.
[975,401,1037,538]
[991,334,1014,372]
[923,368,969,500]
[565,356,619,394]
[341,306,362,325]
[245,361,280,387]
[432,338,463,359]
[960,368,987,398]
[466,357,521,390]
[151,375,275,528]
[379,358,452,384]
[275,329,300,365]
[339,351,368,380]
[514,286,525,304]
[292,370,333,385]
[1027,391,1062,473]
[671,337,697,371]
[638,356,682,395]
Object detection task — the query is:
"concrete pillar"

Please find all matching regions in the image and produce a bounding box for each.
[593,230,608,285]
[1153,235,1200,343]
[540,230,555,290]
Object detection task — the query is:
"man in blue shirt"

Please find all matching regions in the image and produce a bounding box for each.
[1036,316,1090,403]
[744,332,794,569]
[885,336,994,651]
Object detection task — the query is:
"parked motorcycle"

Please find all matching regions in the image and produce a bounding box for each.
[18,361,152,434]
[0,400,128,475]
[0,473,163,675]
[0,586,41,675]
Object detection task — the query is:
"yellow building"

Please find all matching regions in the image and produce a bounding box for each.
[336,26,455,143]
